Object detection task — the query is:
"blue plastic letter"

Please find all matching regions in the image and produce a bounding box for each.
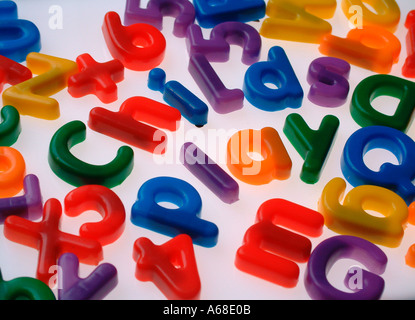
[341,125,415,205]
[243,46,304,112]
[131,176,219,247]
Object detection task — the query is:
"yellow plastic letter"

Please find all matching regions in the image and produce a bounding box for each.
[260,0,336,43]
[318,177,408,248]
[2,52,78,120]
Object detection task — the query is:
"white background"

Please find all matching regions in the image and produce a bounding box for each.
[0,0,414,300]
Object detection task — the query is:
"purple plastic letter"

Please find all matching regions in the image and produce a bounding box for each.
[186,21,262,114]
[0,174,42,223]
[124,0,195,38]
[304,235,387,300]
[180,142,239,204]
[307,57,351,108]
[58,252,118,300]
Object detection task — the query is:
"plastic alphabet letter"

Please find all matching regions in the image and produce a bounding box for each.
[0,55,32,92]
[186,21,262,114]
[57,253,118,300]
[133,234,201,300]
[307,57,351,108]
[350,74,415,132]
[193,0,265,28]
[64,185,126,246]
[227,127,292,185]
[0,269,55,300]
[180,142,239,204]
[147,68,208,127]
[0,146,25,198]
[4,198,103,284]
[260,0,336,43]
[130,176,219,248]
[0,1,41,62]
[318,177,408,248]
[2,52,78,120]
[340,125,415,205]
[124,0,195,38]
[88,96,181,154]
[243,46,303,112]
[319,26,401,74]
[48,120,134,188]
[235,199,324,288]
[0,174,42,224]
[405,202,415,267]
[0,105,21,147]
[341,0,400,32]
[403,11,415,78]
[283,114,339,184]
[305,235,387,300]
[102,11,166,71]
[67,53,124,104]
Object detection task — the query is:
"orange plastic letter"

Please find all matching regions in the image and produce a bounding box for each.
[226,127,292,185]
[0,147,25,198]
[319,26,401,74]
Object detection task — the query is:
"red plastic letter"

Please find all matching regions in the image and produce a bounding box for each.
[64,185,126,246]
[67,53,124,104]
[88,96,181,154]
[3,198,103,285]
[235,199,324,288]
[102,11,166,71]
[133,234,201,300]
[403,11,415,78]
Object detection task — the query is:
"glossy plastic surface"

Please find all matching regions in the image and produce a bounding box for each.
[403,10,415,77]
[305,235,387,300]
[67,53,124,104]
[0,174,42,224]
[64,184,126,246]
[48,120,134,188]
[350,74,415,132]
[235,198,324,288]
[193,0,265,28]
[0,54,32,92]
[88,96,181,154]
[307,57,351,108]
[0,269,55,300]
[3,198,103,284]
[0,146,25,198]
[260,0,335,43]
[283,114,339,184]
[341,0,400,32]
[186,21,262,114]
[130,176,219,247]
[58,252,118,300]
[0,1,41,62]
[319,177,408,248]
[243,46,303,111]
[2,52,78,120]
[133,234,201,300]
[319,26,401,74]
[124,0,195,38]
[226,127,292,185]
[180,141,239,204]
[102,11,166,71]
[0,105,21,147]
[148,68,208,127]
[340,125,415,205]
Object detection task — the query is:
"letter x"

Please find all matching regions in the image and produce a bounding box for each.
[4,198,103,285]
